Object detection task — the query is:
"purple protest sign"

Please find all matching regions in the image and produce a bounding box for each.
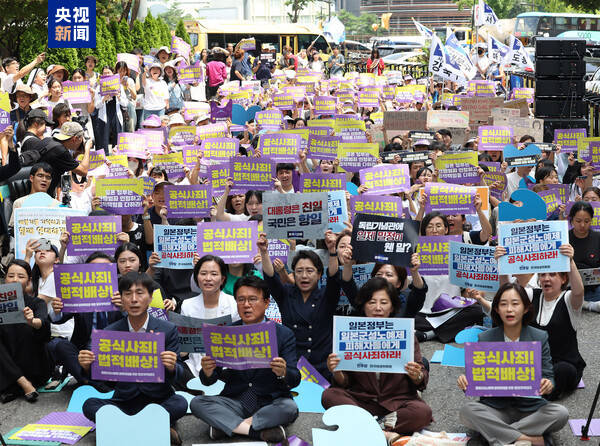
[165,184,212,218]
[554,128,587,153]
[54,263,118,313]
[116,132,148,159]
[537,189,563,218]
[273,93,295,110]
[230,157,276,193]
[91,330,165,382]
[359,164,411,195]
[66,216,121,256]
[136,129,164,155]
[415,235,461,275]
[171,35,191,58]
[196,122,229,140]
[300,173,345,193]
[268,239,290,264]
[62,81,92,104]
[210,100,233,123]
[314,96,337,116]
[182,145,201,168]
[424,183,477,215]
[169,126,197,146]
[511,87,534,104]
[482,171,507,201]
[258,133,301,163]
[357,88,380,107]
[202,321,278,370]
[478,126,514,151]
[255,109,284,131]
[196,221,258,263]
[99,74,120,96]
[0,109,11,132]
[297,356,330,389]
[178,61,204,84]
[467,80,496,97]
[465,341,541,397]
[96,178,145,215]
[117,53,141,73]
[201,137,239,162]
[37,412,95,428]
[153,153,186,180]
[208,162,229,197]
[350,195,404,221]
[479,161,501,172]
[15,411,95,444]
[431,293,477,312]
[307,135,339,161]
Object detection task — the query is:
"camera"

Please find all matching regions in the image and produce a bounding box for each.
[60,172,72,207]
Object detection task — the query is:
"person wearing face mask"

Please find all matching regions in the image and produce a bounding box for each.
[0,260,51,404]
[495,243,585,401]
[473,43,490,80]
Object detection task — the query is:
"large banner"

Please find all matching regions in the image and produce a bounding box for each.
[54,263,118,313]
[196,221,258,263]
[449,242,499,292]
[498,221,569,274]
[202,321,278,370]
[167,311,232,353]
[0,283,26,325]
[91,330,165,382]
[333,316,414,373]
[154,225,197,269]
[263,192,328,239]
[465,341,541,397]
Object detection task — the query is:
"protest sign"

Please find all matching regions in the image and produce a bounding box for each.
[258,133,301,163]
[465,341,541,397]
[492,116,543,142]
[382,150,430,164]
[491,107,520,120]
[209,100,233,123]
[351,213,419,265]
[229,157,275,193]
[337,142,379,172]
[263,192,328,239]
[357,89,379,107]
[181,145,202,168]
[538,189,562,218]
[449,242,499,292]
[14,207,86,260]
[308,119,335,137]
[148,289,168,321]
[478,126,514,151]
[279,128,309,151]
[578,137,600,170]
[503,144,541,168]
[208,162,229,197]
[335,119,368,143]
[117,53,140,73]
[171,35,191,57]
[461,96,504,124]
[467,80,496,97]
[0,283,26,325]
[167,311,232,353]
[99,74,120,96]
[153,152,186,180]
[300,173,345,193]
[481,171,507,200]
[498,220,569,274]
[298,356,330,388]
[136,129,164,154]
[61,81,91,104]
[10,415,93,445]
[96,178,144,215]
[426,110,469,129]
[349,195,404,221]
[183,101,210,120]
[328,190,349,233]
[103,154,128,178]
[580,268,600,286]
[202,321,278,370]
[143,176,156,196]
[197,221,258,263]
[154,225,197,269]
[197,123,230,141]
[169,125,197,146]
[273,93,295,110]
[268,239,290,264]
[116,132,148,159]
[307,135,340,161]
[480,161,501,172]
[424,183,476,215]
[54,263,118,313]
[91,330,165,382]
[415,235,461,275]
[554,128,586,153]
[66,216,121,256]
[178,61,204,84]
[435,151,480,184]
[165,184,211,218]
[333,316,414,373]
[255,109,284,131]
[238,37,256,50]
[83,149,106,173]
[314,96,337,115]
[359,164,411,195]
[511,87,534,104]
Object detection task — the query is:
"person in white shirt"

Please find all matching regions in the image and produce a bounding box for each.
[274,163,295,193]
[141,63,169,120]
[2,53,46,95]
[472,44,491,80]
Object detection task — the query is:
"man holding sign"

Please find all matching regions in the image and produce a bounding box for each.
[78,272,187,445]
[190,276,300,444]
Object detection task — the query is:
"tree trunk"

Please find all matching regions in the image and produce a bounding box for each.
[121,0,133,25]
[129,0,140,28]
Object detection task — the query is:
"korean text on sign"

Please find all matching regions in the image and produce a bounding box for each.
[66,216,121,256]
[54,263,118,313]
[197,221,258,264]
[48,0,96,48]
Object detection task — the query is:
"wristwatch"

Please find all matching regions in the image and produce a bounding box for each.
[329,251,337,257]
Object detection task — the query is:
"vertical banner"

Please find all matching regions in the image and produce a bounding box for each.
[48,0,96,48]
[328,190,349,233]
[54,263,118,313]
[333,316,414,373]
[154,225,197,269]
[196,221,259,263]
[66,216,121,256]
[449,241,499,292]
[263,192,328,239]
[91,330,165,382]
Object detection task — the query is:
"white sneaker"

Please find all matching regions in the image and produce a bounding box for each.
[582,301,600,312]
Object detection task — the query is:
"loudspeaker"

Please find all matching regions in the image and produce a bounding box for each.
[535,59,585,78]
[535,38,586,58]
[534,99,586,118]
[535,79,585,98]
[542,117,589,142]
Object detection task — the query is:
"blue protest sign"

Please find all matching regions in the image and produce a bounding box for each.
[449,241,499,292]
[48,0,96,48]
[332,316,414,373]
[153,225,197,269]
[328,190,348,233]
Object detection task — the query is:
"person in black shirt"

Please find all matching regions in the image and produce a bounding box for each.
[19,108,53,155]
[0,127,19,181]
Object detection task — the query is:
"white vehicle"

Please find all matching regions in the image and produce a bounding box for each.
[586,66,600,94]
[382,51,423,65]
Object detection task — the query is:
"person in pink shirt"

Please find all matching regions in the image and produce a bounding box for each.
[206,51,227,99]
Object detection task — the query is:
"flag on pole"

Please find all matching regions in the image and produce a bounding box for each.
[475,0,499,26]
[487,35,509,63]
[381,13,392,30]
[445,32,477,80]
[504,35,534,70]
[429,35,466,83]
[412,18,434,38]
[323,17,346,44]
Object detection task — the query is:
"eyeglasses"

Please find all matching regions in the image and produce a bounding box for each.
[35,173,52,180]
[235,296,261,305]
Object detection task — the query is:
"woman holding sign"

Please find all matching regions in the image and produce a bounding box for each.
[457,282,569,446]
[323,278,432,444]
[0,260,51,403]
[496,242,586,401]
[569,201,600,308]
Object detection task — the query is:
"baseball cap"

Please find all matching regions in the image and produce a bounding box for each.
[26,108,54,126]
[413,139,431,147]
[54,121,84,141]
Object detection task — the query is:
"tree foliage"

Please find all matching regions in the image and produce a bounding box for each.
[455,0,598,18]
[157,1,194,29]
[284,0,316,23]
[175,20,191,45]
[336,10,382,38]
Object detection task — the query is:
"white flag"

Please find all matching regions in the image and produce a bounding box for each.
[446,33,477,80]
[412,18,434,38]
[429,35,466,83]
[487,35,510,63]
[504,35,534,70]
[475,0,499,27]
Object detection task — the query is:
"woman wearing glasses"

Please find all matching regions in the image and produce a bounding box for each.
[257,230,341,380]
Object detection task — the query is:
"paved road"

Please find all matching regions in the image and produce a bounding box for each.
[2,312,599,445]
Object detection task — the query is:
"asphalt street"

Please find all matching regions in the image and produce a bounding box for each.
[2,311,599,445]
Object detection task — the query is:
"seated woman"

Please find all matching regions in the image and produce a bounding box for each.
[496,243,585,400]
[0,260,51,403]
[322,278,432,445]
[458,283,569,446]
